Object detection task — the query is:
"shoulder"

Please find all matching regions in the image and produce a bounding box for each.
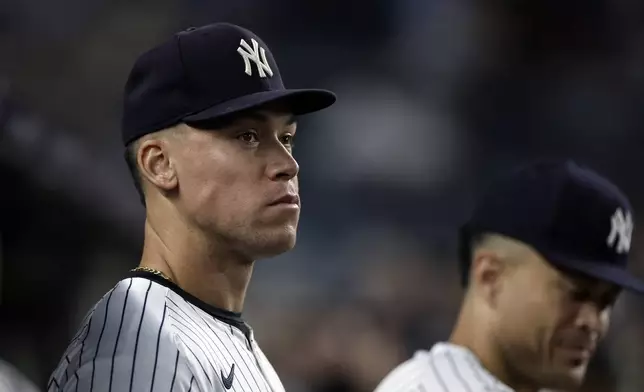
[48,277,213,391]
[50,277,174,372]
[84,276,172,346]
[374,344,495,392]
[374,350,434,392]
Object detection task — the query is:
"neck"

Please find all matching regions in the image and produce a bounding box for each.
[449,296,539,392]
[139,216,253,313]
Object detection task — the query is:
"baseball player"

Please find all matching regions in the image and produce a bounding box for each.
[47,22,335,392]
[375,159,644,392]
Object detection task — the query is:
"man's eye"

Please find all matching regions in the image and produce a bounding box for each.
[238,131,259,144]
[281,134,295,147]
[598,294,618,309]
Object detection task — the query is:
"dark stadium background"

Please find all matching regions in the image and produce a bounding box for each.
[1,0,643,391]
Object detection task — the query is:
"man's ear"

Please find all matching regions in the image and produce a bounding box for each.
[137,137,178,192]
[471,250,505,308]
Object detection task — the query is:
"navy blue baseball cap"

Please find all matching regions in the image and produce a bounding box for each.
[459,159,644,293]
[121,23,336,146]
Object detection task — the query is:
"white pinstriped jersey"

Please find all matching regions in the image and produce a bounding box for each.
[374,342,549,392]
[47,272,285,392]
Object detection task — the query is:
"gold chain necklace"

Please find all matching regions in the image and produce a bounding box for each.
[131,266,173,283]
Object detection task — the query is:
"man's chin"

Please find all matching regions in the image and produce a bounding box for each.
[250,227,298,259]
[545,364,587,391]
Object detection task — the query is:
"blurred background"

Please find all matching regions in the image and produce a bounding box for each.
[1,0,644,391]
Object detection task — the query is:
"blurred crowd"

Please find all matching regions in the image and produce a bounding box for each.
[2,0,644,391]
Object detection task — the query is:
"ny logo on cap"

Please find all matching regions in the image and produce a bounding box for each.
[237,38,273,78]
[607,207,633,254]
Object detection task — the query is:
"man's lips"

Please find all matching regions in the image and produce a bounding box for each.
[268,194,300,206]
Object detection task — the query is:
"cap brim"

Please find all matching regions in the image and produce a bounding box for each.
[182,89,336,123]
[547,253,644,294]
[461,225,644,294]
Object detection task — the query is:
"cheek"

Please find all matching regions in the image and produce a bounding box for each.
[548,301,589,349]
[498,281,560,340]
[199,170,250,214]
[178,148,248,211]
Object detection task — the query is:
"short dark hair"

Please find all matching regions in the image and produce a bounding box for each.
[124,142,146,206]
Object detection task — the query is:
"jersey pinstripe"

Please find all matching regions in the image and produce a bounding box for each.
[374,343,524,392]
[47,272,285,392]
